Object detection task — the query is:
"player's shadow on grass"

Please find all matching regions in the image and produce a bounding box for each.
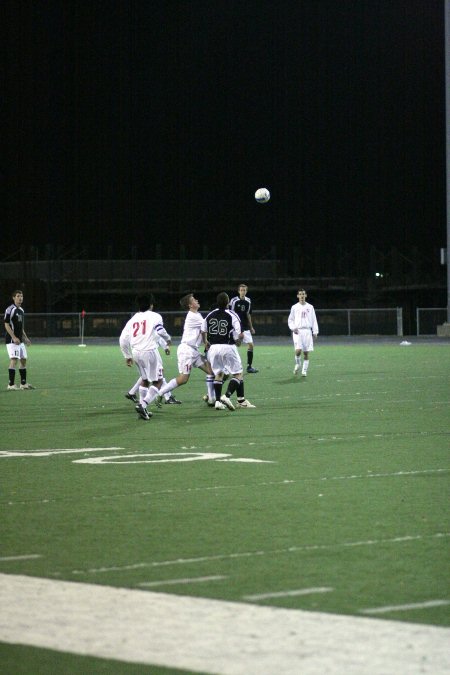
[274,377,308,385]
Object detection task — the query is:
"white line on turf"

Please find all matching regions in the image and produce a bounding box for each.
[0,573,448,675]
[139,575,227,587]
[71,532,449,575]
[0,554,42,562]
[361,600,450,615]
[2,469,447,507]
[243,587,334,601]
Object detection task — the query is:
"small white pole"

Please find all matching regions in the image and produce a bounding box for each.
[78,310,86,347]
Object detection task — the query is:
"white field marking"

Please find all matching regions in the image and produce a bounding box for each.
[0,447,123,458]
[71,532,449,575]
[0,554,42,562]
[0,574,449,675]
[3,469,447,507]
[73,452,273,465]
[243,587,334,601]
[73,452,231,464]
[217,458,274,463]
[138,575,227,587]
[361,600,450,615]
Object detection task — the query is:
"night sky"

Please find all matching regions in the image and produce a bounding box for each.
[4,0,446,264]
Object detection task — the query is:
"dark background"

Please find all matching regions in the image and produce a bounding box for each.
[4,1,446,266]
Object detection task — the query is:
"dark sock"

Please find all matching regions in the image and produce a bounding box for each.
[247,351,253,367]
[214,380,223,400]
[237,380,245,400]
[19,368,27,385]
[225,377,239,397]
[8,369,16,386]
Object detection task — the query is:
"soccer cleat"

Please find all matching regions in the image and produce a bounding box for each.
[215,401,226,410]
[153,396,163,408]
[293,364,300,375]
[20,383,35,390]
[246,366,259,373]
[165,395,182,404]
[220,394,235,411]
[7,384,19,390]
[125,392,138,403]
[203,395,216,407]
[237,399,256,408]
[301,372,307,377]
[135,404,152,420]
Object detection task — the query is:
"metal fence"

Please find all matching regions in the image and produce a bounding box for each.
[24,307,404,339]
[415,307,446,336]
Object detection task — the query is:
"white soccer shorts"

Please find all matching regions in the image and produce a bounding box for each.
[6,342,27,360]
[241,330,253,345]
[132,348,164,382]
[207,344,243,376]
[292,329,315,352]
[177,343,206,374]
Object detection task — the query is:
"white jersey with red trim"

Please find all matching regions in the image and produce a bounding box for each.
[288,302,319,335]
[119,311,170,357]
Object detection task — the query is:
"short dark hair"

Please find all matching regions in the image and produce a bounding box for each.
[179,293,193,310]
[136,294,155,312]
[12,290,23,297]
[216,292,229,309]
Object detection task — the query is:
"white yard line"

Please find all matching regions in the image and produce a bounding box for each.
[72,532,449,575]
[0,554,42,562]
[139,575,227,587]
[361,600,450,615]
[243,587,333,601]
[0,573,448,675]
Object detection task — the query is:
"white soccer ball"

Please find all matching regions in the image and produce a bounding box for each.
[255,187,270,203]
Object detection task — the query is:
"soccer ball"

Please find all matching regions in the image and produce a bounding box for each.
[255,187,270,203]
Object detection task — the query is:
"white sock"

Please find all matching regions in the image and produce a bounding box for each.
[302,360,310,374]
[295,355,301,366]
[129,377,141,395]
[139,385,149,405]
[143,384,160,405]
[158,378,178,398]
[206,375,214,400]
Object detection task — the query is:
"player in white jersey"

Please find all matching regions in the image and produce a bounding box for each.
[138,293,215,411]
[124,335,181,406]
[287,289,319,376]
[119,294,171,420]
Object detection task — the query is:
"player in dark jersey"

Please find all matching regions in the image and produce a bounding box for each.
[229,284,258,373]
[201,292,255,410]
[4,290,34,390]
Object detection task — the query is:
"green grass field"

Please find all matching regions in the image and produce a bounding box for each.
[1,340,449,673]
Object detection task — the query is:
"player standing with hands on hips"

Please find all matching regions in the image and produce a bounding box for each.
[4,289,34,390]
[288,289,319,377]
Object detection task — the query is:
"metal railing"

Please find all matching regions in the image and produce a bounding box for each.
[23,307,404,339]
[416,307,446,336]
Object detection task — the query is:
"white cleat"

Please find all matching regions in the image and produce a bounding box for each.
[7,384,19,390]
[20,383,35,389]
[220,395,235,411]
[301,372,307,377]
[215,401,226,410]
[293,365,300,375]
[237,399,256,408]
